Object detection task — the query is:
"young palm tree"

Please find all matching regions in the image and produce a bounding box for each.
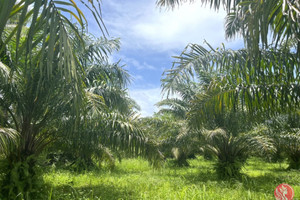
[139,113,192,166]
[251,114,300,169]
[200,110,275,178]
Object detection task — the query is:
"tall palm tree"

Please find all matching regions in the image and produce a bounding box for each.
[53,34,160,170]
[0,1,108,198]
[0,0,105,157]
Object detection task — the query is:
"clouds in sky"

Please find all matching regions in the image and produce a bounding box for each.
[129,87,161,116]
[121,56,156,71]
[98,0,243,116]
[102,0,240,52]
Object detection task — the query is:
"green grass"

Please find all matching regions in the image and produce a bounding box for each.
[42,157,300,200]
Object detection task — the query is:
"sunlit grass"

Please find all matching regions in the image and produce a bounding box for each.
[43,157,300,199]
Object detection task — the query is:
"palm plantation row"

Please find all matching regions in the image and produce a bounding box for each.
[0,0,299,199]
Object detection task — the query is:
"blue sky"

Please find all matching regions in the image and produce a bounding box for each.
[89,0,243,116]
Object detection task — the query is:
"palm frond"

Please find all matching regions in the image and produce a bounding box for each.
[0,61,10,83]
[157,0,299,55]
[85,62,131,88]
[0,128,19,156]
[161,43,210,97]
[205,128,228,140]
[85,90,107,117]
[164,43,300,126]
[225,11,244,40]
[156,98,188,119]
[243,134,275,155]
[78,36,120,65]
[94,144,116,168]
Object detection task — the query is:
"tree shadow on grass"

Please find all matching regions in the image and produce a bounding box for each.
[162,167,219,185]
[168,164,296,192]
[241,171,300,194]
[47,183,138,200]
[183,169,219,183]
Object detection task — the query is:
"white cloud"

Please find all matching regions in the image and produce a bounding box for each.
[133,75,144,81]
[120,55,156,70]
[98,0,245,117]
[129,87,184,117]
[129,87,162,117]
[102,0,242,52]
[132,3,225,49]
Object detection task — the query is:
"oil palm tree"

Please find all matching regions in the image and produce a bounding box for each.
[0,0,106,158]
[41,32,162,170]
[202,125,273,178]
[0,1,162,198]
[139,113,192,166]
[251,114,300,169]
[0,1,109,198]
[160,42,298,177]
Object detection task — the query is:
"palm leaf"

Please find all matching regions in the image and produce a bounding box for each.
[0,128,19,156]
[163,43,300,126]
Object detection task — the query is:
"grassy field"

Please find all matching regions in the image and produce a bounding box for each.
[43,157,300,200]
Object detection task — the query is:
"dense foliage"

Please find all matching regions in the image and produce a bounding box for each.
[156,0,300,178]
[0,0,299,199]
[0,1,160,199]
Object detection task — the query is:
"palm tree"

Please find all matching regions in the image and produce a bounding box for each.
[0,35,83,198]
[51,34,160,170]
[140,112,206,167]
[251,114,300,169]
[158,0,300,177]
[0,0,106,155]
[160,42,298,177]
[0,1,108,198]
[0,1,163,198]
[198,109,276,178]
